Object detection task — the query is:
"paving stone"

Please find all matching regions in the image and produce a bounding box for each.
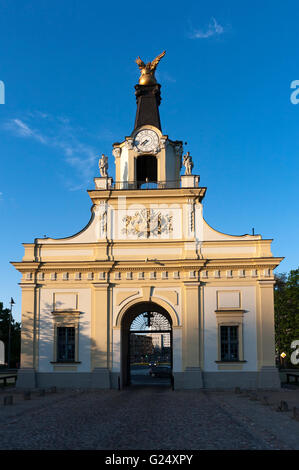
[0,388,298,450]
[3,396,13,406]
[23,391,31,400]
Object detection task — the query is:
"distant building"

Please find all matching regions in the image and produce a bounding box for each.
[130,334,153,362]
[148,333,171,349]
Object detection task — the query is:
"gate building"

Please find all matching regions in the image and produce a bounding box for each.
[12,53,283,389]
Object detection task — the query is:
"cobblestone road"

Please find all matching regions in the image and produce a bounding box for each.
[0,387,298,450]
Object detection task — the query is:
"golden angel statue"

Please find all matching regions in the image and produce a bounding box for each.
[135,51,166,85]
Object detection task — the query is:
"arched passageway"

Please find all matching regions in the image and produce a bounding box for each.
[121,302,173,387]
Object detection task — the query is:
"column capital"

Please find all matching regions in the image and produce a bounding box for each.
[91,282,110,290]
[183,281,201,288]
[19,282,37,290]
[257,280,276,287]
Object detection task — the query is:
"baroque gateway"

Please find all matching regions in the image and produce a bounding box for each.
[12,52,283,389]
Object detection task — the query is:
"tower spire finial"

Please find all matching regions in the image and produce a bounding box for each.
[133,51,166,131]
[135,51,166,85]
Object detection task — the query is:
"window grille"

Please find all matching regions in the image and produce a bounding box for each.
[220,326,239,361]
[57,327,75,362]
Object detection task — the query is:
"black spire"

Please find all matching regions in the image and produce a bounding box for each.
[134,83,162,131]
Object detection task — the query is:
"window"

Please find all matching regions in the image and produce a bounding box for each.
[136,155,157,187]
[57,327,75,362]
[215,291,245,366]
[220,326,239,362]
[51,297,81,366]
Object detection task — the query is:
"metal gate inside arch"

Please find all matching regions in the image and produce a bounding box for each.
[129,310,172,386]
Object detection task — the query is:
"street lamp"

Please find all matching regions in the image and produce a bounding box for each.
[7,298,15,369]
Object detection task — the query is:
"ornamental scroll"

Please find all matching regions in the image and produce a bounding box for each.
[122,209,173,238]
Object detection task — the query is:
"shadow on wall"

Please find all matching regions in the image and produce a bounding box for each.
[20,301,109,381]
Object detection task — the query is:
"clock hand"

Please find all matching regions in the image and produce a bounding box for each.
[141,139,149,146]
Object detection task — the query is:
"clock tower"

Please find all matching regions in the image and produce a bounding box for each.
[112,52,184,189]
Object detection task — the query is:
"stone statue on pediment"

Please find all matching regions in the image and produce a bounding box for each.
[182,152,193,175]
[99,154,108,178]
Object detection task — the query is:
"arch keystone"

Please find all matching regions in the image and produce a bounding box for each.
[142,286,153,302]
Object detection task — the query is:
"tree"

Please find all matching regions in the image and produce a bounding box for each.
[274,268,299,368]
[0,302,21,368]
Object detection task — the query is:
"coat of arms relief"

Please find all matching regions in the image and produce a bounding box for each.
[122,209,173,238]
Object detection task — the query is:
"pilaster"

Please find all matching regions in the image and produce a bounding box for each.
[182,281,203,388]
[91,282,109,369]
[17,282,37,388]
[256,280,276,368]
[19,283,37,369]
[256,279,280,388]
[90,282,110,388]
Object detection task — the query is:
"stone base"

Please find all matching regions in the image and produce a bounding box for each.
[33,370,111,389]
[181,175,200,188]
[174,367,203,390]
[110,372,121,389]
[257,366,281,389]
[202,369,281,390]
[90,368,111,389]
[94,177,113,190]
[184,367,204,389]
[173,372,185,390]
[18,368,281,391]
[16,368,37,389]
[36,372,92,389]
[203,371,258,390]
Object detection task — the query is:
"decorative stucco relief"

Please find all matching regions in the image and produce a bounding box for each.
[122,209,173,238]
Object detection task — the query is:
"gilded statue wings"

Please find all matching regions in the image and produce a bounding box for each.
[135,56,146,70]
[135,51,166,70]
[149,50,166,70]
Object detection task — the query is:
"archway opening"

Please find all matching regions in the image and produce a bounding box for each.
[121,302,173,387]
[136,155,157,188]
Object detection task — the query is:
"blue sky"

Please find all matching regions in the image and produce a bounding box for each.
[0,0,298,321]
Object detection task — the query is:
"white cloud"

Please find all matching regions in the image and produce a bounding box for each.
[156,71,176,84]
[189,17,224,39]
[4,113,99,190]
[6,118,47,144]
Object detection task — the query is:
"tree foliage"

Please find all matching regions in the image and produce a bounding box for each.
[0,302,21,368]
[274,268,299,367]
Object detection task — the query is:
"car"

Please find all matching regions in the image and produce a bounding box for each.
[148,362,157,368]
[149,365,172,378]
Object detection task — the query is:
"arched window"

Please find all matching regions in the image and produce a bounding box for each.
[136,155,157,187]
[130,312,172,332]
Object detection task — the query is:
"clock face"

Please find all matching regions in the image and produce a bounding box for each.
[134,129,159,152]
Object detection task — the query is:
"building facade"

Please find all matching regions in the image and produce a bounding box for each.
[12,54,283,389]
